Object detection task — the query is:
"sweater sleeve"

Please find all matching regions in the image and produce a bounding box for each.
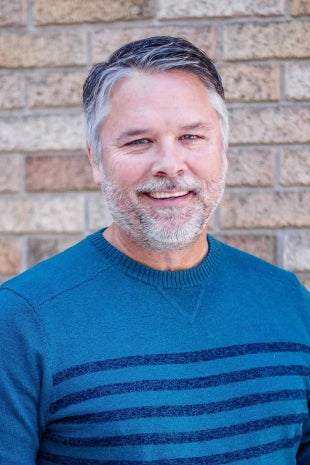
[297,411,310,464]
[296,285,310,465]
[0,288,49,464]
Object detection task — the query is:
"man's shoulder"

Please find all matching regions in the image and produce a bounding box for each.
[0,231,109,309]
[213,235,307,295]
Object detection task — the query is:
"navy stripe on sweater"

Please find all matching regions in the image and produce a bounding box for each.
[38,436,301,464]
[53,342,310,385]
[53,389,306,424]
[50,365,310,413]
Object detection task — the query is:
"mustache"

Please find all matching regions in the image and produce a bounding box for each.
[134,176,202,194]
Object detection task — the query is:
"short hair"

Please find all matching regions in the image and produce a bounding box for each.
[83,36,229,164]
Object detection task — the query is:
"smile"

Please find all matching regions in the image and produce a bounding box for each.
[148,191,190,199]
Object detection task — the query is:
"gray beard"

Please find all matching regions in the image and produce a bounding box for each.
[101,174,226,251]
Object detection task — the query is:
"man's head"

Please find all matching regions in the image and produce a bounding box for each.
[83,36,229,166]
[83,36,229,253]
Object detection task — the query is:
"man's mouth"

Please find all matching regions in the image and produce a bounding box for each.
[147,191,190,199]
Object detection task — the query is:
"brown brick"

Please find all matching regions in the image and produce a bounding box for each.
[0,0,25,26]
[0,31,87,68]
[226,148,275,187]
[224,21,310,60]
[92,26,216,62]
[27,236,80,267]
[220,191,310,229]
[0,238,20,275]
[280,148,310,186]
[229,107,310,145]
[34,0,152,25]
[220,64,280,102]
[283,231,310,272]
[0,155,20,193]
[25,155,95,192]
[28,71,86,108]
[292,0,310,16]
[0,73,25,109]
[0,114,85,152]
[217,233,277,263]
[87,193,113,231]
[158,0,285,19]
[285,62,310,101]
[0,196,85,233]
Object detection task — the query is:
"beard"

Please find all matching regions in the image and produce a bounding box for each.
[100,171,226,251]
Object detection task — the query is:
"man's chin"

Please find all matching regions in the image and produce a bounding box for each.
[139,224,205,251]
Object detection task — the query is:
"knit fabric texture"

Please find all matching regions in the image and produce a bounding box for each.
[1,230,310,464]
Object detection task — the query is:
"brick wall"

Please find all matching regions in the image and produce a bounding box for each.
[0,0,309,289]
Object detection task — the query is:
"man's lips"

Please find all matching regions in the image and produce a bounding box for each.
[147,191,190,199]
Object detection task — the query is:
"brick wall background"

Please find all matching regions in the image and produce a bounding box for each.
[0,0,309,289]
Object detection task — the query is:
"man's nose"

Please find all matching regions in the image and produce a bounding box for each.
[151,142,187,178]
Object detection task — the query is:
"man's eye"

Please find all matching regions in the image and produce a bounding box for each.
[128,138,150,146]
[181,134,199,140]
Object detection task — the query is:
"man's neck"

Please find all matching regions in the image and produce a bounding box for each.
[103,224,209,271]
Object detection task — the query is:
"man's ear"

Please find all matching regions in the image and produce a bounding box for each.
[87,146,101,186]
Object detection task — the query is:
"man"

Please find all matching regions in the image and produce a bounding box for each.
[0,36,309,464]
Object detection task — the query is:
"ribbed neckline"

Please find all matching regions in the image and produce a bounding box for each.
[87,229,222,289]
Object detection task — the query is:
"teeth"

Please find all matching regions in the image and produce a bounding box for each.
[148,191,188,199]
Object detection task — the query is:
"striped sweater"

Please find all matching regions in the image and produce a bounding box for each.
[1,230,310,464]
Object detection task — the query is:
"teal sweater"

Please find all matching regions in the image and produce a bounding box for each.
[1,230,310,464]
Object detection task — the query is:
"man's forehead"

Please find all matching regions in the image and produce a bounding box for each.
[102,69,220,138]
[109,68,206,97]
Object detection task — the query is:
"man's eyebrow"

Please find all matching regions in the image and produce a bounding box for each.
[116,128,151,143]
[180,122,213,131]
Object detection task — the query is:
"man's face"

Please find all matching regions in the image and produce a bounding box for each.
[91,70,227,251]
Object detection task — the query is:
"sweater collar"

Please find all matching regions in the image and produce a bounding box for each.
[87,229,221,288]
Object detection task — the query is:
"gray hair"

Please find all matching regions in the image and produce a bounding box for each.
[83,36,229,164]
